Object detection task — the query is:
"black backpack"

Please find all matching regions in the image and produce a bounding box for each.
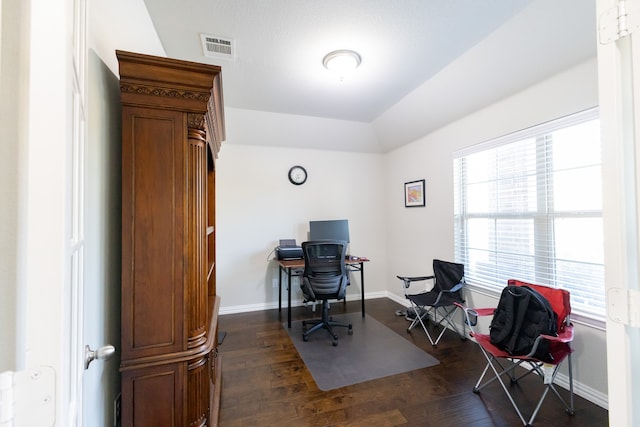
[489,285,558,362]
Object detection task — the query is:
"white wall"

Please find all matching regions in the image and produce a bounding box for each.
[88,0,165,75]
[384,57,608,406]
[216,143,388,311]
[225,107,381,153]
[0,0,24,372]
[386,58,599,277]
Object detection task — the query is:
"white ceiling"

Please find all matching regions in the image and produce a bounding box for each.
[142,0,597,152]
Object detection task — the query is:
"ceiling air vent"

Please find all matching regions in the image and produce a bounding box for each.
[200,34,236,60]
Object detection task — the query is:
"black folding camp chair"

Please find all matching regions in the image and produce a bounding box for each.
[396,259,466,345]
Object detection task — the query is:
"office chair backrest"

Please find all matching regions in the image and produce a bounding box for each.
[301,240,348,298]
[433,259,465,298]
[507,279,571,332]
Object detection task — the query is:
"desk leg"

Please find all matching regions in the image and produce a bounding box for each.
[287,267,292,328]
[360,262,365,317]
[278,266,282,312]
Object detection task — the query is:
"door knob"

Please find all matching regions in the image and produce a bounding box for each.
[85,344,116,369]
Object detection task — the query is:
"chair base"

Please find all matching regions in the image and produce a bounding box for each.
[302,300,352,346]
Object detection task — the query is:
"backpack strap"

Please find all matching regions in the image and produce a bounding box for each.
[522,285,558,336]
[505,286,531,354]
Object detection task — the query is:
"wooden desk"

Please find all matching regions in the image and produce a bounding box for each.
[277,257,369,328]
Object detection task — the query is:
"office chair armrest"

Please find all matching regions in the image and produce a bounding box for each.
[300,277,317,302]
[337,276,349,300]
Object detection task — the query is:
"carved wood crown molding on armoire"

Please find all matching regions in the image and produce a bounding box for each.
[117,50,225,427]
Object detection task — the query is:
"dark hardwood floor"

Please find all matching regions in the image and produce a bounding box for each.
[218,298,608,426]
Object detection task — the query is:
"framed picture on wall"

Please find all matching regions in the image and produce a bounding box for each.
[404,179,425,207]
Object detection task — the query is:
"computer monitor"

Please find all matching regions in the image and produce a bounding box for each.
[309,219,350,243]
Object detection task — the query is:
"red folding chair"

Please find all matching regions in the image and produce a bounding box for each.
[455,279,575,426]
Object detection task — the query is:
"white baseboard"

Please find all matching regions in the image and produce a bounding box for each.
[219,301,281,315]
[218,291,608,410]
[554,370,608,410]
[218,290,390,315]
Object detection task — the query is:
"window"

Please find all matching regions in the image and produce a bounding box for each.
[453,108,604,319]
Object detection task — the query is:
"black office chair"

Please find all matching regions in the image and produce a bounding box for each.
[397,259,467,345]
[300,240,353,346]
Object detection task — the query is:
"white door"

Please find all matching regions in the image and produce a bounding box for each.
[70,0,88,423]
[16,0,112,425]
[597,0,640,426]
[67,0,118,424]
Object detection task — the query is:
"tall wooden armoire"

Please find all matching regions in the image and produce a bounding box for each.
[117,50,225,427]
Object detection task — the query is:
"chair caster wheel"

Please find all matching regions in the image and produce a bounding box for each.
[303,335,308,342]
[332,340,338,346]
[566,409,576,416]
[348,325,353,335]
[461,337,467,341]
[473,387,480,394]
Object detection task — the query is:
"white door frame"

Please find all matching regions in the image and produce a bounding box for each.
[597,0,640,425]
[16,0,86,425]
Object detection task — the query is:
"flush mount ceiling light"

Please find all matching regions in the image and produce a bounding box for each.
[322,50,361,80]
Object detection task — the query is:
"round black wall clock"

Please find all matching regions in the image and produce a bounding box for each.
[288,165,307,185]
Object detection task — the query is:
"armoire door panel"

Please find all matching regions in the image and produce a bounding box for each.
[122,362,183,427]
[122,107,186,358]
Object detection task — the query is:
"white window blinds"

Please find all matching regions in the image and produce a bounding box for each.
[453,108,605,319]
